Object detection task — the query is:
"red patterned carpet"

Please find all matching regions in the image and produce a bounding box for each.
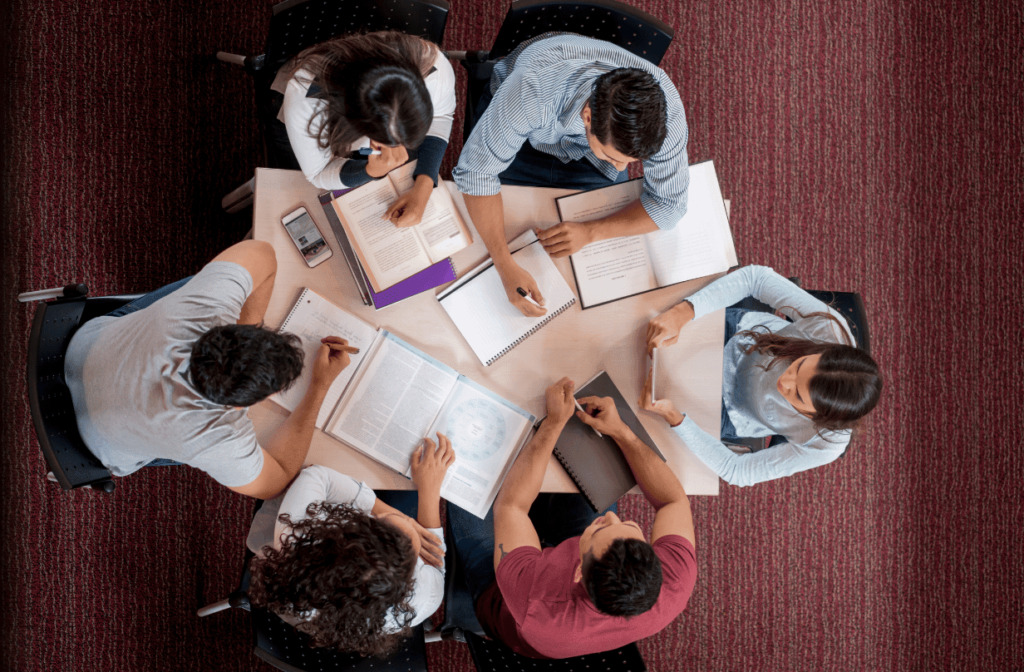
[2,1,1021,670]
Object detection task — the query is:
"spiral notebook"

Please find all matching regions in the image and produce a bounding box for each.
[552,371,666,512]
[437,232,577,366]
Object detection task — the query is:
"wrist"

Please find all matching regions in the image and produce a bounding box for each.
[674,301,694,319]
[668,411,685,427]
[606,423,634,442]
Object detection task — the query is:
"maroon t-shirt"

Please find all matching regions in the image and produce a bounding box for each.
[476,534,697,659]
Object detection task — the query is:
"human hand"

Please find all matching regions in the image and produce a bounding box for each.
[310,336,359,389]
[645,301,695,355]
[365,141,409,178]
[575,395,631,438]
[410,433,456,499]
[384,176,432,227]
[535,222,593,257]
[544,377,576,426]
[639,366,684,426]
[409,517,445,567]
[496,259,546,317]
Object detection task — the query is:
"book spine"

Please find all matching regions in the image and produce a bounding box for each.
[485,297,577,366]
[552,446,599,512]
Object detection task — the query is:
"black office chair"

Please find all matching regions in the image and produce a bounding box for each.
[435,513,646,670]
[20,283,146,493]
[217,0,451,213]
[725,284,872,455]
[448,0,675,142]
[197,502,430,672]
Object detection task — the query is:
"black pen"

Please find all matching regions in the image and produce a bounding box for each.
[516,286,542,308]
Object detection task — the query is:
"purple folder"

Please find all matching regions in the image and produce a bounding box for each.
[321,189,457,310]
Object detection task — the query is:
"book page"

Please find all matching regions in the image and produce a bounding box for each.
[647,161,738,286]
[425,377,535,518]
[559,180,657,307]
[269,289,379,428]
[325,333,459,473]
[389,162,472,262]
[332,178,433,292]
[438,239,577,366]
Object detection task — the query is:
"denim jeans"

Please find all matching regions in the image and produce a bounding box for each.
[106,276,194,467]
[475,88,628,191]
[448,493,618,604]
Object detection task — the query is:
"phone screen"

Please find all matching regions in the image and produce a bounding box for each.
[284,212,327,262]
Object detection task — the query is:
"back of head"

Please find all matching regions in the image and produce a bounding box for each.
[249,503,417,656]
[589,67,668,161]
[809,344,883,430]
[189,324,303,406]
[582,538,663,617]
[298,31,434,156]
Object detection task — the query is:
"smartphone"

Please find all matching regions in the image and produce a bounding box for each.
[282,206,333,268]
[650,348,659,402]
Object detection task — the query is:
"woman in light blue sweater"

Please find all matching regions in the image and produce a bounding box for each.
[641,266,882,487]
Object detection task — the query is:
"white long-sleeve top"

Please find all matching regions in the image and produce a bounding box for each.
[672,266,857,487]
[275,44,456,190]
[247,465,444,632]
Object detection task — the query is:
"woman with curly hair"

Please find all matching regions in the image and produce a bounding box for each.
[641,265,882,487]
[246,433,455,656]
[269,30,456,227]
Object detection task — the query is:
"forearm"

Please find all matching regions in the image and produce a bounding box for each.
[416,489,442,529]
[237,269,276,325]
[588,200,659,243]
[609,426,686,510]
[261,382,327,480]
[495,417,562,512]
[463,193,513,267]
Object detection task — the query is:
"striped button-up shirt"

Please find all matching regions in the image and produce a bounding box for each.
[453,34,689,229]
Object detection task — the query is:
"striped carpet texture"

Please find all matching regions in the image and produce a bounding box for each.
[2,0,1021,670]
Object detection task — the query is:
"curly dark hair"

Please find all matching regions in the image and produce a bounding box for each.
[249,502,418,657]
[582,538,663,617]
[589,67,668,161]
[188,323,304,406]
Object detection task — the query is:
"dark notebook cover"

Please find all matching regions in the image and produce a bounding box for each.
[553,371,666,512]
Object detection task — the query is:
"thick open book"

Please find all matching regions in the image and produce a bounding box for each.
[437,230,577,366]
[330,161,472,293]
[270,288,536,519]
[557,160,738,309]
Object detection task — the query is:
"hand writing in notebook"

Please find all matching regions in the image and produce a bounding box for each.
[311,336,360,389]
[496,258,546,317]
[575,396,632,439]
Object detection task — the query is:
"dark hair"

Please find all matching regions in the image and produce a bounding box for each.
[582,538,663,617]
[293,31,435,157]
[741,311,883,432]
[249,502,417,657]
[188,324,303,406]
[588,68,667,161]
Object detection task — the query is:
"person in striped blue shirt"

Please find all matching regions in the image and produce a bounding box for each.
[452,33,690,317]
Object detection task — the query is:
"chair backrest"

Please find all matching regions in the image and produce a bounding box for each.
[488,0,675,65]
[261,0,451,75]
[464,631,647,672]
[251,608,428,672]
[26,296,145,492]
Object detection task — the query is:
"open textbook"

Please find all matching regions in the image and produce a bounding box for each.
[271,288,536,518]
[330,160,472,293]
[557,160,738,309]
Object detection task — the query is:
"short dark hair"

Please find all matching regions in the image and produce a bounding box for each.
[589,68,668,161]
[188,324,304,406]
[582,538,663,617]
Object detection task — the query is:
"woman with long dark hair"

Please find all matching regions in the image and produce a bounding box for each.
[272,31,456,226]
[641,266,882,487]
[246,434,455,656]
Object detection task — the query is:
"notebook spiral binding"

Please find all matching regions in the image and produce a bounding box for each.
[553,447,597,511]
[279,288,311,332]
[484,297,577,366]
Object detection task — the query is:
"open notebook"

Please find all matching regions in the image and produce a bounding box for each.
[558,160,738,308]
[437,231,577,366]
[270,288,536,519]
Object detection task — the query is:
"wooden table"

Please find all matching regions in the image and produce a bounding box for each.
[249,168,724,495]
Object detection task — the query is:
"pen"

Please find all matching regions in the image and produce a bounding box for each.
[516,286,543,308]
[573,398,603,438]
[358,147,382,156]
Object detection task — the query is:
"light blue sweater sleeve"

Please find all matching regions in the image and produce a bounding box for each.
[672,416,847,487]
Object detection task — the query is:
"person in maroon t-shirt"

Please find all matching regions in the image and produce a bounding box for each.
[448,377,697,659]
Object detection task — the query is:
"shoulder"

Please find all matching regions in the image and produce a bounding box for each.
[652,534,697,581]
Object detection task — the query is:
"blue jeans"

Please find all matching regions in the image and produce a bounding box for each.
[475,88,628,191]
[448,494,618,604]
[106,276,194,467]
